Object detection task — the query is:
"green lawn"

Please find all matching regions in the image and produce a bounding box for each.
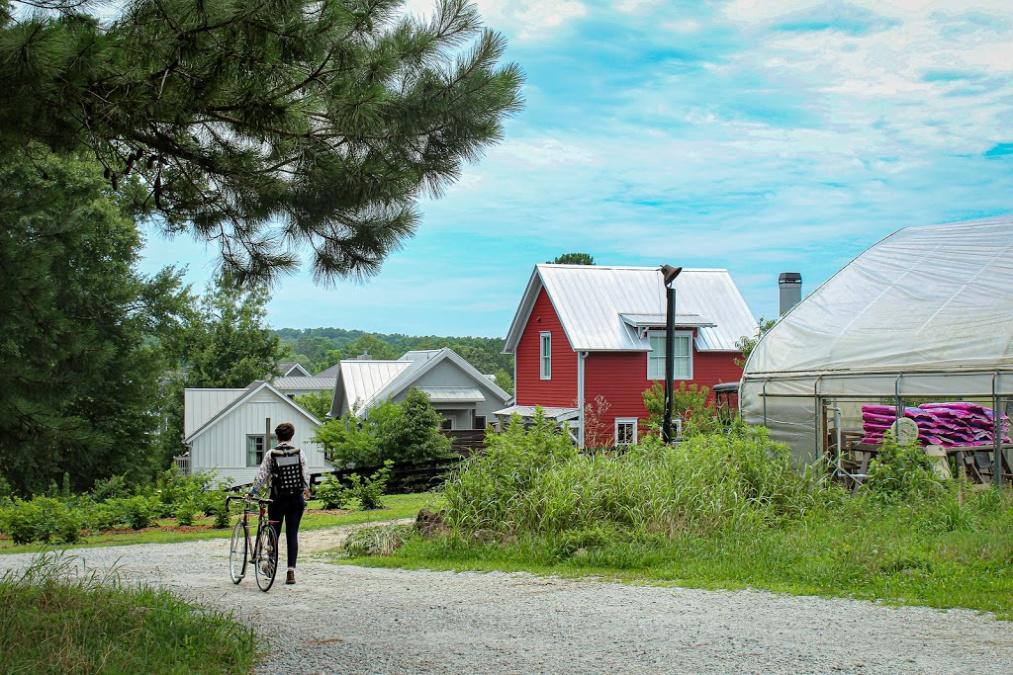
[0,493,440,555]
[1,557,256,674]
[338,506,1013,620]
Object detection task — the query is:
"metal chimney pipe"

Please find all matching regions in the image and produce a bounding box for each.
[778,272,802,316]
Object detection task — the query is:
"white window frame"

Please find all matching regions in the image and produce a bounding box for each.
[246,434,276,467]
[615,418,638,447]
[539,331,552,380]
[647,330,693,381]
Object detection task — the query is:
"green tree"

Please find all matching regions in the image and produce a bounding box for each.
[494,368,514,395]
[294,391,334,420]
[335,335,400,362]
[735,317,777,367]
[0,147,191,494]
[549,253,595,265]
[156,274,287,465]
[1,0,523,283]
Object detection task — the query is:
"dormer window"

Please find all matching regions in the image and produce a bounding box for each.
[647,331,692,380]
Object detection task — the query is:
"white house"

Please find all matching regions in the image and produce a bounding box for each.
[183,380,332,485]
[329,348,511,430]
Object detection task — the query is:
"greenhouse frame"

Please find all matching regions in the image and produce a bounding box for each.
[740,217,1013,487]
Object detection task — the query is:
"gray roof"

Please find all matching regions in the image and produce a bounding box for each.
[315,363,340,378]
[417,386,485,403]
[271,376,335,391]
[493,404,580,420]
[504,265,756,353]
[276,362,312,377]
[331,348,511,418]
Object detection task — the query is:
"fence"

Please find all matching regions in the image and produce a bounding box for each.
[310,456,464,495]
[173,453,190,475]
[442,429,486,455]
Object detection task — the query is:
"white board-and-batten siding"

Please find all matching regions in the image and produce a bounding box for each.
[188,387,329,485]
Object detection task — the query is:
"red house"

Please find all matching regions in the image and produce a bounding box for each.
[498,265,756,447]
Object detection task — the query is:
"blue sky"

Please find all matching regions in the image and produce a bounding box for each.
[137,0,1013,336]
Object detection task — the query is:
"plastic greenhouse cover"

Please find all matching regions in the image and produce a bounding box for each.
[740,216,1013,462]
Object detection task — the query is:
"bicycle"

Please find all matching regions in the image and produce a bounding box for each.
[225,494,279,592]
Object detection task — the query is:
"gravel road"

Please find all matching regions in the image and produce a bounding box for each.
[3,525,1011,674]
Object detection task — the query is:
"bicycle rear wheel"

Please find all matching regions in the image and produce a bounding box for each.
[229,521,247,584]
[254,523,279,592]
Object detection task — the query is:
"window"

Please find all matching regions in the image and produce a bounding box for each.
[615,418,638,447]
[647,331,692,380]
[473,415,487,430]
[440,418,453,431]
[246,434,276,467]
[540,331,552,380]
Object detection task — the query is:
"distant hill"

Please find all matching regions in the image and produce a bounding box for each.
[274,328,514,393]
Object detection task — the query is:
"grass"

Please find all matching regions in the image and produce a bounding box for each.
[0,554,255,674]
[340,503,1013,619]
[0,493,441,555]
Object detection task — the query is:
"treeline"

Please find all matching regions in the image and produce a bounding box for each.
[276,328,514,391]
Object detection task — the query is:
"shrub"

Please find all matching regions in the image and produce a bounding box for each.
[91,474,131,501]
[0,497,82,544]
[642,381,718,436]
[315,388,453,467]
[863,433,943,503]
[83,501,127,532]
[294,390,333,419]
[119,495,159,530]
[174,500,199,527]
[315,474,350,510]
[346,461,393,510]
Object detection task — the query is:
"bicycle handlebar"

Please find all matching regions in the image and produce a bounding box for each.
[225,494,273,509]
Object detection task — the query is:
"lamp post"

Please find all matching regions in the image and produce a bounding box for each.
[661,265,683,443]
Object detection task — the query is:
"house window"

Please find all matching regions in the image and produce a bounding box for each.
[647,331,692,380]
[440,418,453,431]
[473,415,487,430]
[246,434,276,467]
[540,331,552,380]
[615,418,638,447]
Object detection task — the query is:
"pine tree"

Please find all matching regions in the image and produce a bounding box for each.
[0,0,523,283]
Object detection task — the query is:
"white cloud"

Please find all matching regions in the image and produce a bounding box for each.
[614,0,663,14]
[401,0,587,40]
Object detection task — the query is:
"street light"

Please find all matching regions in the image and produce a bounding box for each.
[661,265,683,443]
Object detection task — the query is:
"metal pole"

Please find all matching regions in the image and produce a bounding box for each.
[663,284,676,443]
[993,373,1002,488]
[265,417,272,451]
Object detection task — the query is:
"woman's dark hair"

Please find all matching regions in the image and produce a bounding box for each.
[275,422,295,442]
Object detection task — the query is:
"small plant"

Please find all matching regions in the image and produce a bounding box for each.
[121,495,159,530]
[863,432,943,503]
[174,500,199,527]
[346,461,393,510]
[315,474,350,510]
[91,474,131,501]
[0,497,82,544]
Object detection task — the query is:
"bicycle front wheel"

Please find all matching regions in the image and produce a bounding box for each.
[254,523,279,592]
[229,521,247,584]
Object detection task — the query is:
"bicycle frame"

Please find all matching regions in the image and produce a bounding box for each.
[225,495,278,570]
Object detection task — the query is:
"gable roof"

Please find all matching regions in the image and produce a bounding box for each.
[315,362,340,378]
[330,348,511,418]
[184,380,321,444]
[276,362,312,377]
[184,388,246,438]
[503,264,757,353]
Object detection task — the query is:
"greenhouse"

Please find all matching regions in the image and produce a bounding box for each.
[740,216,1013,487]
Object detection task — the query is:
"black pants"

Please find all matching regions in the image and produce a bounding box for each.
[268,493,305,569]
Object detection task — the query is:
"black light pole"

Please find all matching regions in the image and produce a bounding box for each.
[661,265,683,443]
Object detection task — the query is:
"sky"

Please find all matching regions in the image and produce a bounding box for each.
[137,0,1013,337]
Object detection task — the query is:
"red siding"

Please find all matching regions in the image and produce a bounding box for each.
[515,288,578,408]
[582,338,742,446]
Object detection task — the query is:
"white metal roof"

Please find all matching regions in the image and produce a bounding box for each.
[493,404,580,420]
[184,388,245,438]
[417,386,486,403]
[338,360,413,412]
[271,376,335,392]
[504,265,756,353]
[184,381,320,443]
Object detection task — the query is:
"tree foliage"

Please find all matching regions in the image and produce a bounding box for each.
[0,0,523,283]
[735,317,776,367]
[549,253,594,265]
[294,390,334,420]
[0,147,191,494]
[315,388,452,466]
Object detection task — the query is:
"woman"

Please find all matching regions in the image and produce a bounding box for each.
[249,422,311,585]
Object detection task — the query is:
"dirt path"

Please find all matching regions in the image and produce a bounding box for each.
[3,524,1010,674]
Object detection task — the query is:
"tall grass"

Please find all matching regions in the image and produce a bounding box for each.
[0,554,256,673]
[444,415,840,535]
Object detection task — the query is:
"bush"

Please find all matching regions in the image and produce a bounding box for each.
[346,461,393,510]
[117,495,159,530]
[315,388,453,467]
[0,497,82,544]
[91,474,131,501]
[863,432,943,503]
[174,500,199,527]
[315,474,350,510]
[642,381,718,436]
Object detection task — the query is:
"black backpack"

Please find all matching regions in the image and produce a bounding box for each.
[270,446,304,497]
